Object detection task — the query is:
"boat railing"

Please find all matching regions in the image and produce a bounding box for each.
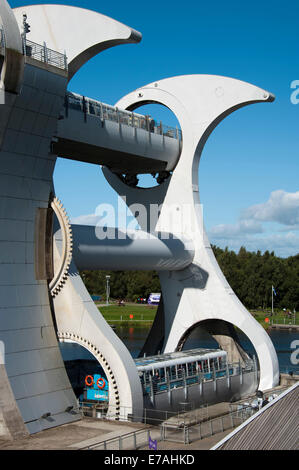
[141,360,255,396]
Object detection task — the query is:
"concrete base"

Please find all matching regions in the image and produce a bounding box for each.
[0,365,28,440]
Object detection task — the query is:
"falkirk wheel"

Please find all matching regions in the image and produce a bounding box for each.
[0,1,279,438]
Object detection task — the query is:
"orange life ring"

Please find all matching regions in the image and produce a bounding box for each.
[97,378,106,389]
[85,375,94,387]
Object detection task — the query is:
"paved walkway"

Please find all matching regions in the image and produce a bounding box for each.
[138,430,233,450]
[162,401,231,428]
[0,418,150,450]
[0,418,231,451]
[0,402,235,451]
[0,400,249,451]
[0,382,296,451]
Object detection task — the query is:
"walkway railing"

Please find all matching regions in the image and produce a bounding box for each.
[162,405,258,445]
[270,316,297,326]
[64,91,182,141]
[77,402,258,448]
[0,28,67,71]
[23,38,67,70]
[78,383,290,448]
[79,426,162,450]
[79,401,195,426]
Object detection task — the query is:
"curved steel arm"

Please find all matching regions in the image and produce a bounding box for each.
[13,4,141,81]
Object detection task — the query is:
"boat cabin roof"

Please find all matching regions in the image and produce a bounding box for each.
[134,348,227,372]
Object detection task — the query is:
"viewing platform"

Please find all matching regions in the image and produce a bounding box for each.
[0,27,68,72]
[1,25,182,174]
[53,92,182,174]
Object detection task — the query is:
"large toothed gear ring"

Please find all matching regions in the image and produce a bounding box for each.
[49,197,73,297]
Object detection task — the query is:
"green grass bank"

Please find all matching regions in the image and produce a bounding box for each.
[97,303,298,329]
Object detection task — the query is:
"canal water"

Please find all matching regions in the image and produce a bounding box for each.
[60,324,299,374]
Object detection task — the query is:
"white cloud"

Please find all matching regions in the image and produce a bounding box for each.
[71,214,102,226]
[210,219,263,238]
[208,190,299,257]
[241,190,299,226]
[209,231,299,258]
[71,190,299,257]
[278,224,299,232]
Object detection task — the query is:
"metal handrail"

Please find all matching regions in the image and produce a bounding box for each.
[79,403,257,448]
[79,400,189,422]
[271,315,297,326]
[22,37,67,70]
[0,27,68,71]
[161,405,258,444]
[65,91,182,141]
[79,425,158,450]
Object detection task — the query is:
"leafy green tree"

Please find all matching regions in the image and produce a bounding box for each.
[79,247,299,309]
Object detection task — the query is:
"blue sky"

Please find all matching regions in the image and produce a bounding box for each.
[10,0,299,257]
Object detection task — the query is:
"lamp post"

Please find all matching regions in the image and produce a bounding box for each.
[271,285,276,316]
[106,275,111,306]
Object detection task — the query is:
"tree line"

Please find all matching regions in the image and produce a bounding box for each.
[80,246,299,310]
[80,270,160,303]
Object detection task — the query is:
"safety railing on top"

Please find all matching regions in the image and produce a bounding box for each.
[64,91,182,141]
[79,425,161,450]
[77,402,259,448]
[161,405,259,445]
[0,28,67,70]
[270,315,297,326]
[23,38,67,70]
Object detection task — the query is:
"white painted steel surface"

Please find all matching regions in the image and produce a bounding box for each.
[0,2,144,435]
[13,4,141,80]
[69,225,194,271]
[0,1,279,439]
[104,75,279,391]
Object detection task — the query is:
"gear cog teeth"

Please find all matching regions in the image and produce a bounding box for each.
[49,196,73,297]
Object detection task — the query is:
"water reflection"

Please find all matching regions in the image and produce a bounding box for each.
[113,325,299,374]
[59,325,299,374]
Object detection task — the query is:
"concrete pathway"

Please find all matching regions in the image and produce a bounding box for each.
[138,429,232,450]
[0,418,149,450]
